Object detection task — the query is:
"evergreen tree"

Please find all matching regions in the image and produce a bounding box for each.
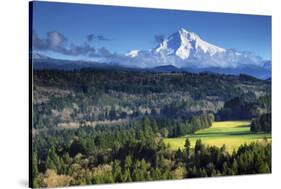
[184,138,191,159]
[46,146,61,172]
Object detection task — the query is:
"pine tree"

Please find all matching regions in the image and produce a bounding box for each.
[112,160,122,182]
[46,146,61,172]
[184,138,191,159]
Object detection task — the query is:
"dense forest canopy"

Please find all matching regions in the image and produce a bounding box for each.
[32,69,271,188]
[33,69,271,130]
[32,116,271,187]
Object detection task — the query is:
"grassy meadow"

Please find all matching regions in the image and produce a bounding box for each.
[164,120,272,152]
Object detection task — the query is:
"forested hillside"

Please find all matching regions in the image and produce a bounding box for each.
[33,69,270,130]
[32,69,271,187]
[32,116,271,187]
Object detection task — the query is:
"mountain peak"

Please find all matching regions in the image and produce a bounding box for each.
[120,27,269,79]
[177,27,190,33]
[154,27,225,59]
[176,27,199,40]
[177,27,194,34]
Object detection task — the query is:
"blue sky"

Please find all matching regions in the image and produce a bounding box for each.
[32,1,272,60]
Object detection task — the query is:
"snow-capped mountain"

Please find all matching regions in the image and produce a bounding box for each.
[153,28,225,59]
[125,28,269,70]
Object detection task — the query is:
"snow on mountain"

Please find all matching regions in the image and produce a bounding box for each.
[122,28,268,70]
[153,28,225,59]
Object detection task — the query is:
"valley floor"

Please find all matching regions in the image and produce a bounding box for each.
[164,120,272,152]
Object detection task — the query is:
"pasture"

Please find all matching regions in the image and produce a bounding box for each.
[164,121,271,152]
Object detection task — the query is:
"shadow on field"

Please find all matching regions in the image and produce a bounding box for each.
[237,124,250,128]
[190,131,253,137]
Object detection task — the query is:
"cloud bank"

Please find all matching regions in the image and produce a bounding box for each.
[32,31,113,58]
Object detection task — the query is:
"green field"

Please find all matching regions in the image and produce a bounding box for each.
[164,120,271,152]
